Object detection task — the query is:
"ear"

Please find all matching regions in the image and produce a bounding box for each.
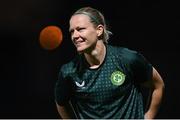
[96,24,104,37]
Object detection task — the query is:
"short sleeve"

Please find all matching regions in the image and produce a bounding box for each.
[131,52,153,84]
[54,68,72,106]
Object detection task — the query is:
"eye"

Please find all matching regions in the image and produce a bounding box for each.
[77,28,85,32]
[69,29,73,33]
[69,29,74,36]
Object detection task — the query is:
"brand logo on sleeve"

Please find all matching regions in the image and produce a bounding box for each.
[111,71,126,86]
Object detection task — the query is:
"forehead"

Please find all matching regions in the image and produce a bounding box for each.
[69,14,92,27]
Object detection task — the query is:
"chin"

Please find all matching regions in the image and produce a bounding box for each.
[76,47,85,53]
[76,45,90,53]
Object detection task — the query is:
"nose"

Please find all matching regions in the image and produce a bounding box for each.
[72,30,80,40]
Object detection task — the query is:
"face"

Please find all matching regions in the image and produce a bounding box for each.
[69,14,102,53]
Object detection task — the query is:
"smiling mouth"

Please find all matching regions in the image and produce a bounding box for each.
[75,40,85,46]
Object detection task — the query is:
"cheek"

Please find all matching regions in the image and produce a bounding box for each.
[88,34,98,43]
[86,31,98,39]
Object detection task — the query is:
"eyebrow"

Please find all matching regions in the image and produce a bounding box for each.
[69,26,75,32]
[69,26,83,33]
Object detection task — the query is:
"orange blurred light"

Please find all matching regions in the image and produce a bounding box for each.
[39,25,63,50]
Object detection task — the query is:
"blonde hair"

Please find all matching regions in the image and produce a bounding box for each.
[72,7,112,44]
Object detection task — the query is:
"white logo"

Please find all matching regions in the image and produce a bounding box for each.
[75,81,85,88]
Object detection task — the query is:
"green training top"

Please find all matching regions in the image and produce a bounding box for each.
[55,45,152,119]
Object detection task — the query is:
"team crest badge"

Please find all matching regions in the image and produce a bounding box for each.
[111,71,126,86]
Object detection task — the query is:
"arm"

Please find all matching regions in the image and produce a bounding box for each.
[142,67,165,119]
[56,101,77,119]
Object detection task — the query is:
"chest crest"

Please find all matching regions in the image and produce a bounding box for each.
[110,71,126,86]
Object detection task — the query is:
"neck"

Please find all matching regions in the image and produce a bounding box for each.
[84,41,106,69]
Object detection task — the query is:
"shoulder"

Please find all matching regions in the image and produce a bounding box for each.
[59,54,82,77]
[107,45,139,61]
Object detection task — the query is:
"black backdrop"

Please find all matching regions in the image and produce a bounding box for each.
[0,0,179,118]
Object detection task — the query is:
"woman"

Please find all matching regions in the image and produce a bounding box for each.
[54,7,165,119]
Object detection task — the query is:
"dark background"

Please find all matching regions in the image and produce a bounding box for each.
[0,0,179,118]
